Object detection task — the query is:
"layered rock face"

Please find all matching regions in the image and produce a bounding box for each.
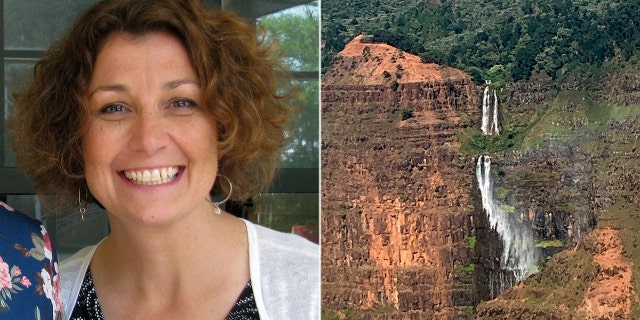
[322,36,484,319]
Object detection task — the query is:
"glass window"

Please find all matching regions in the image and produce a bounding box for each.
[253,3,320,242]
[4,0,100,51]
[4,61,34,166]
[259,4,320,169]
[249,193,319,243]
[281,79,320,169]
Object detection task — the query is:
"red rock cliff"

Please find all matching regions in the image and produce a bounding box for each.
[322,36,484,319]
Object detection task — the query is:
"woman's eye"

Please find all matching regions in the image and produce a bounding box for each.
[100,104,126,114]
[171,99,197,109]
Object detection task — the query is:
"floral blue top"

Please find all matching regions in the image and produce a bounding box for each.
[0,202,64,319]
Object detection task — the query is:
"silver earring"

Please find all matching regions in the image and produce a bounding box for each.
[79,188,87,221]
[211,175,233,214]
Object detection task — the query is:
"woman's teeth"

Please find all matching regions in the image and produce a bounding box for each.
[123,167,179,185]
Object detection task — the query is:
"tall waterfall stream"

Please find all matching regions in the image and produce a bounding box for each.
[477,84,538,298]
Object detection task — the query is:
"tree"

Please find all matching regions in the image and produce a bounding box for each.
[487,64,509,87]
[259,4,320,168]
[260,5,319,72]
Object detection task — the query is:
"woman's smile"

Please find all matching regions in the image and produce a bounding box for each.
[121,166,182,185]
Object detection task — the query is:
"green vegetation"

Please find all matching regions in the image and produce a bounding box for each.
[401,107,413,120]
[495,187,510,202]
[338,203,348,218]
[467,236,477,249]
[520,250,595,309]
[459,128,519,155]
[323,0,640,83]
[322,308,353,320]
[458,263,476,273]
[520,89,640,151]
[463,305,474,316]
[502,204,516,214]
[536,239,564,248]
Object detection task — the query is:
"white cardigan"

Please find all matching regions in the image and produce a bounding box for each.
[60,219,320,319]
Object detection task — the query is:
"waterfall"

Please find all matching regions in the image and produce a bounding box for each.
[481,86,490,134]
[492,90,499,135]
[477,81,538,297]
[481,82,500,135]
[476,155,538,298]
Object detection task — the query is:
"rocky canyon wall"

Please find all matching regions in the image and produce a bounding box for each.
[321,36,492,319]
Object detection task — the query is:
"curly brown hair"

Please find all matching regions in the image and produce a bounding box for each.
[10,0,293,209]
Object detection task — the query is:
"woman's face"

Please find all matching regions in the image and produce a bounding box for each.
[83,31,219,225]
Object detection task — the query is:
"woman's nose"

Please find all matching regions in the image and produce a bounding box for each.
[128,110,168,154]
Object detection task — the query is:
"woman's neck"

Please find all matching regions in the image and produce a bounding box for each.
[88,209,250,318]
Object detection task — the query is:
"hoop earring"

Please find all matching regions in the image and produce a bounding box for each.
[78,188,87,221]
[211,175,233,214]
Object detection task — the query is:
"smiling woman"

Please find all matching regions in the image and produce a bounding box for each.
[82,31,220,226]
[9,0,319,319]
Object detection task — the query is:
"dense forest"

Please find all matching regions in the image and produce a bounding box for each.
[322,0,640,84]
